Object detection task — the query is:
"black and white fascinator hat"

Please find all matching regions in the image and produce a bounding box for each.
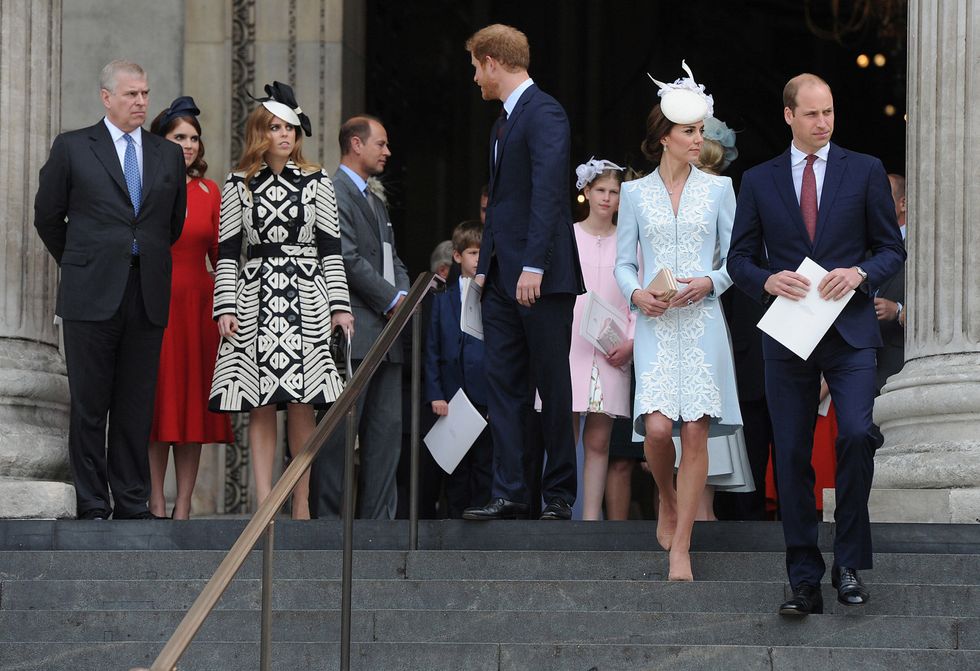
[575,157,626,190]
[647,60,714,125]
[248,81,312,137]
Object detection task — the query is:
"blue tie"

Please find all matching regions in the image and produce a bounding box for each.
[124,133,141,254]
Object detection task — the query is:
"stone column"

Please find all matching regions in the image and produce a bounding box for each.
[0,0,74,518]
[873,0,980,523]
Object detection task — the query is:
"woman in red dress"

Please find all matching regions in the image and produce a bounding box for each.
[148,97,234,519]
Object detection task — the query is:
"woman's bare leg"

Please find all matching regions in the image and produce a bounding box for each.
[669,417,710,581]
[581,413,614,520]
[285,403,316,520]
[248,405,278,507]
[643,412,678,550]
[148,442,170,518]
[604,458,634,520]
[171,443,203,520]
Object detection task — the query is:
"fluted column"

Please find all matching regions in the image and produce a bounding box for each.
[0,0,74,518]
[873,0,980,522]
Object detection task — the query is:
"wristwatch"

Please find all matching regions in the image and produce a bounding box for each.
[853,266,868,283]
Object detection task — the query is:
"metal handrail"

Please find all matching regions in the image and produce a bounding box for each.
[133,272,441,671]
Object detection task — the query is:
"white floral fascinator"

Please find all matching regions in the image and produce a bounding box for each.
[647,60,714,124]
[575,157,626,190]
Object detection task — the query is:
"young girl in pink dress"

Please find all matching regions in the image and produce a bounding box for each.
[569,159,635,520]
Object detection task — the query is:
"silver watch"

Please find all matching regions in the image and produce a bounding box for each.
[854,266,868,282]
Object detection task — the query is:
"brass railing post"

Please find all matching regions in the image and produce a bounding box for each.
[137,273,439,671]
[340,395,357,671]
[409,309,422,550]
[260,520,275,671]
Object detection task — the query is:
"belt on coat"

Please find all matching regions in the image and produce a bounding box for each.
[246,243,318,259]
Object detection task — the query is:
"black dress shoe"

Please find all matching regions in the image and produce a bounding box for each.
[114,510,165,520]
[832,566,870,606]
[778,583,824,617]
[462,498,529,520]
[539,498,572,520]
[77,509,110,520]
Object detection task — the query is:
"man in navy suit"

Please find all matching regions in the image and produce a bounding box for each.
[462,24,584,521]
[34,60,186,520]
[728,74,905,615]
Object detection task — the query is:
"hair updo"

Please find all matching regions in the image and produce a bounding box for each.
[640,104,674,165]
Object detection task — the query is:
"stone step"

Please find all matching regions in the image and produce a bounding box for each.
[2,549,978,584]
[0,640,976,671]
[0,609,976,650]
[3,519,978,553]
[3,578,977,617]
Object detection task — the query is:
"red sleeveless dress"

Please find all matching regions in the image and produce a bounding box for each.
[150,177,234,444]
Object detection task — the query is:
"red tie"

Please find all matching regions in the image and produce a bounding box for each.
[496,107,508,140]
[801,154,818,242]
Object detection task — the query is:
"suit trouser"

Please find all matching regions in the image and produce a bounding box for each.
[445,405,493,517]
[482,268,577,505]
[61,268,164,517]
[766,328,877,588]
[311,360,402,519]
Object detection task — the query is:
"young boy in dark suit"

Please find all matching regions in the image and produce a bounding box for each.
[424,221,492,517]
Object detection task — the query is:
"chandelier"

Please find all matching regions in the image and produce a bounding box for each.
[804,0,907,47]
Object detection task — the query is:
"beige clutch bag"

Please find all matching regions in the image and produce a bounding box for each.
[646,267,678,301]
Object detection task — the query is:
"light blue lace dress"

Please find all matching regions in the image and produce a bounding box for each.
[614,165,743,438]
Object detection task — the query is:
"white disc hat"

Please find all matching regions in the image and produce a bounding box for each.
[647,60,714,125]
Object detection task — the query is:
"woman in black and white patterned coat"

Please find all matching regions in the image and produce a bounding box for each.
[209,82,354,518]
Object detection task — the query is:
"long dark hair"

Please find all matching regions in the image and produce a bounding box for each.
[150,111,208,178]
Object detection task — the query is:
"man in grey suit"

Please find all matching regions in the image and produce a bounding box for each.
[34,60,186,519]
[311,115,410,519]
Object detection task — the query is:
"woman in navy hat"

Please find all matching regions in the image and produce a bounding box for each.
[208,82,354,518]
[148,96,234,519]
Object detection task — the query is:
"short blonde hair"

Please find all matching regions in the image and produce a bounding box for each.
[465,24,530,71]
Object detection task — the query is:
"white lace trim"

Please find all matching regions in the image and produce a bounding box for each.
[633,169,722,422]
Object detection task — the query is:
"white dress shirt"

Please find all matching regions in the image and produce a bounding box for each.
[790,141,830,207]
[103,117,143,178]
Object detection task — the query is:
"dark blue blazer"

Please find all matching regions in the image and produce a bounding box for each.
[478,83,584,299]
[728,143,906,360]
[424,279,488,407]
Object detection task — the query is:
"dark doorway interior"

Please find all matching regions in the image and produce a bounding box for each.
[365,0,906,274]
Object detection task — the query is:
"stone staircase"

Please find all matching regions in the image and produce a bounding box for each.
[0,520,977,670]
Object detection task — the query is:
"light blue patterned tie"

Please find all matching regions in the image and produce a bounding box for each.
[124,133,141,254]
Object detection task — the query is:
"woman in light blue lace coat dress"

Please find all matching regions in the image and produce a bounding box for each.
[615,88,742,581]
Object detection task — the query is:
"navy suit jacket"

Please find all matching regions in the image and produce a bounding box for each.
[424,279,488,407]
[728,143,906,360]
[478,83,584,299]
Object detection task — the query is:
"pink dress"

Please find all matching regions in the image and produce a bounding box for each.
[570,223,635,417]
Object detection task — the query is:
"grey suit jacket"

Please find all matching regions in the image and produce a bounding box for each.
[332,167,409,361]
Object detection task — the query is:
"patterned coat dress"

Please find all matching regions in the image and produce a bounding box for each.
[209,161,351,411]
[614,165,743,438]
